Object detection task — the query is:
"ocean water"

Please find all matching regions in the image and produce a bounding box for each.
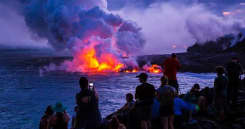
[0,49,216,129]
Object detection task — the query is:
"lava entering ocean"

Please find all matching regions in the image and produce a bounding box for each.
[143,64,162,74]
[67,43,124,73]
[64,41,162,74]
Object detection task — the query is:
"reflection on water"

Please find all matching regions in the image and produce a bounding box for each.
[0,49,216,129]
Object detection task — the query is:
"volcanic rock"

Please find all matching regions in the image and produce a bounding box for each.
[137,32,245,73]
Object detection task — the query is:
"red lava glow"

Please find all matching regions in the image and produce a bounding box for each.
[223,11,231,16]
[143,64,162,74]
[66,40,162,74]
[69,43,125,73]
[172,44,177,49]
[124,69,139,73]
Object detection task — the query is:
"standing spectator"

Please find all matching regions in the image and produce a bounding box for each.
[50,102,70,129]
[76,77,101,129]
[130,73,155,129]
[157,76,175,129]
[40,105,54,129]
[214,66,228,121]
[226,57,243,104]
[163,53,181,93]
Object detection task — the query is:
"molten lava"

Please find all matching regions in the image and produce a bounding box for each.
[66,40,163,74]
[71,45,125,73]
[143,64,162,74]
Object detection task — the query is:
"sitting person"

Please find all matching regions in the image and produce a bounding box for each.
[39,105,54,129]
[174,92,199,128]
[108,116,126,129]
[106,93,135,124]
[156,76,175,129]
[214,66,228,121]
[117,93,135,113]
[76,77,101,129]
[184,84,201,104]
[50,102,70,129]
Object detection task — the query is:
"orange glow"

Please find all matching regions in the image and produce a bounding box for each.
[223,11,231,16]
[124,68,138,73]
[143,64,162,74]
[172,44,177,49]
[71,43,125,73]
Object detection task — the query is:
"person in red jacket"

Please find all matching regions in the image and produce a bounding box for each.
[163,53,181,93]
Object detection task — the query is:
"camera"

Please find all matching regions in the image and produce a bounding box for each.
[89,82,94,90]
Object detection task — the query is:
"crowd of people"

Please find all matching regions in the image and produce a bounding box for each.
[39,54,244,129]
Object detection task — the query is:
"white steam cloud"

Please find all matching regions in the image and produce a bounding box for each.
[115,2,245,54]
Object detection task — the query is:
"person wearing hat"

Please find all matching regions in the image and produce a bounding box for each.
[50,102,70,129]
[132,73,155,129]
[39,105,54,129]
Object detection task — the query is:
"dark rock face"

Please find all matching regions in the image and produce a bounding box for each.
[137,34,245,73]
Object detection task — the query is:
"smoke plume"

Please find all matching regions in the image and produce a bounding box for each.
[22,0,145,54]
[114,1,245,54]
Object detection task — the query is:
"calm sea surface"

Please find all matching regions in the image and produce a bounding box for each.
[0,48,216,129]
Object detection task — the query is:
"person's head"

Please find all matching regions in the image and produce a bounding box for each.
[45,105,54,116]
[126,93,134,102]
[191,83,200,92]
[171,53,177,59]
[160,76,168,86]
[216,66,225,76]
[74,106,79,112]
[53,102,66,113]
[232,57,239,63]
[136,73,148,83]
[79,77,89,89]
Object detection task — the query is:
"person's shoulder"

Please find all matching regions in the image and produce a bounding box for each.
[221,75,228,81]
[76,92,82,97]
[136,84,143,88]
[145,82,154,87]
[214,76,219,80]
[147,83,155,89]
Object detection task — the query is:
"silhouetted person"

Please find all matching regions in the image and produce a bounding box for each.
[214,66,228,121]
[131,73,155,129]
[50,102,70,129]
[226,57,243,104]
[163,53,181,93]
[76,77,101,129]
[184,84,201,104]
[157,76,175,129]
[117,93,135,113]
[108,116,126,129]
[40,105,54,129]
[107,93,135,124]
[173,92,198,129]
[71,106,79,129]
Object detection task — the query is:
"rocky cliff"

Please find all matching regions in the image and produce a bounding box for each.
[137,32,245,73]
